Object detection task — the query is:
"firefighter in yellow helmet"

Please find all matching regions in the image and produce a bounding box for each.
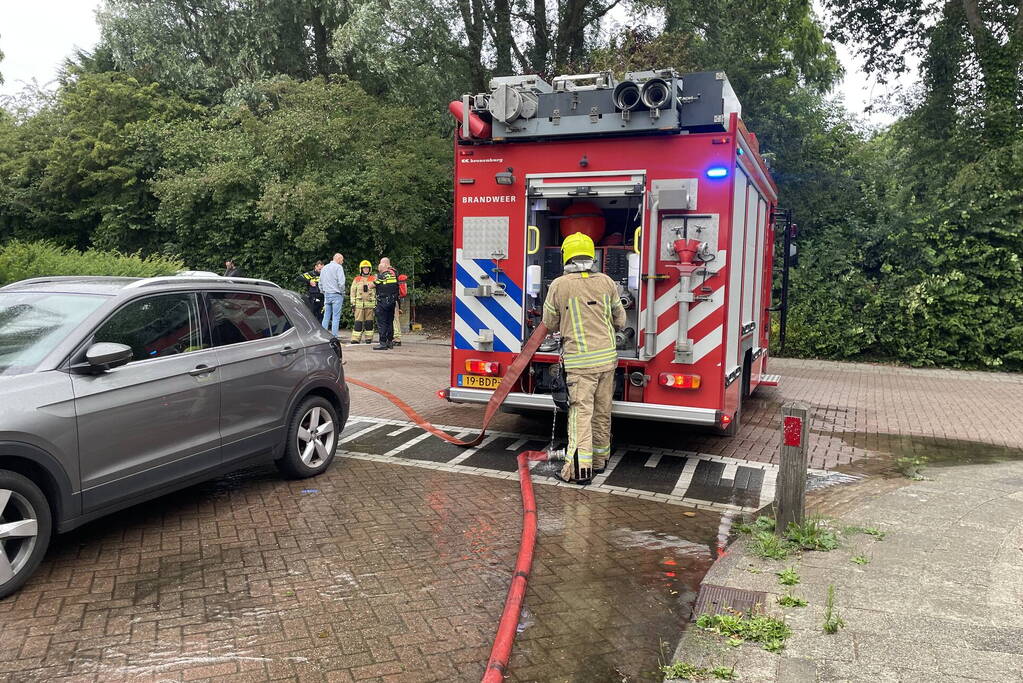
[541,232,626,484]
[349,260,376,344]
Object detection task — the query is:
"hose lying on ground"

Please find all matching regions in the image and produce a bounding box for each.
[345,324,550,681]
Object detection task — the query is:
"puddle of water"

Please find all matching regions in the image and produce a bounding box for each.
[827,431,1023,477]
[512,509,721,682]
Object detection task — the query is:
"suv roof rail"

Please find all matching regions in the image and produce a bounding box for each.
[124,275,282,290]
[0,276,136,290]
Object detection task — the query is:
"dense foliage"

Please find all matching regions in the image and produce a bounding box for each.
[0,240,182,285]
[0,0,1020,368]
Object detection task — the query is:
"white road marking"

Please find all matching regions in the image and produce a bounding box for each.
[387,425,415,437]
[337,415,844,514]
[449,435,499,465]
[669,457,700,499]
[339,424,383,444]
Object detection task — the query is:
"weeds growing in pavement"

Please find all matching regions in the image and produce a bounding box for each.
[778,593,808,607]
[822,585,845,634]
[851,555,870,565]
[785,515,840,551]
[844,525,887,541]
[777,567,800,585]
[895,455,927,480]
[660,661,736,680]
[695,612,793,653]
[747,530,793,559]
[735,515,776,535]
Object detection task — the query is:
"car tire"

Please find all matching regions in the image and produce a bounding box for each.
[276,396,339,479]
[0,470,52,599]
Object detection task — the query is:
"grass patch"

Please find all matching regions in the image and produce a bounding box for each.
[747,530,793,559]
[778,593,808,607]
[822,585,845,634]
[785,515,840,551]
[895,455,927,480]
[741,515,842,559]
[695,612,793,653]
[735,515,775,535]
[660,661,736,680]
[776,567,800,585]
[844,525,887,541]
[851,555,870,565]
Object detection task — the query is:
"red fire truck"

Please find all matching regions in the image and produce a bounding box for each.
[443,69,778,434]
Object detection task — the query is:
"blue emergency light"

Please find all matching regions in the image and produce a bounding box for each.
[706,166,729,179]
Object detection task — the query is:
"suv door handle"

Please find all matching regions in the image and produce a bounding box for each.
[279,346,299,357]
[188,364,217,376]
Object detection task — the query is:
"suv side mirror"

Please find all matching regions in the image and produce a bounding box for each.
[74,343,134,373]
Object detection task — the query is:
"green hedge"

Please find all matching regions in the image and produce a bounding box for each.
[0,240,184,286]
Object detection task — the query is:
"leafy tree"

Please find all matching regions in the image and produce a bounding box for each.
[98,0,353,100]
[823,0,1023,144]
[0,73,200,252]
[151,78,452,285]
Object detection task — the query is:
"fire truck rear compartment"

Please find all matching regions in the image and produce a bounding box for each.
[524,194,643,358]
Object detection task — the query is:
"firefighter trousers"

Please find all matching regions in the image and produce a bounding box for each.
[350,307,375,342]
[561,366,615,481]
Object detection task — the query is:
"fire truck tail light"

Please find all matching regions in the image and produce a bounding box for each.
[720,413,733,426]
[659,373,700,389]
[466,359,500,375]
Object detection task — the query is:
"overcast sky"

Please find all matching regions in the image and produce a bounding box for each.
[0,0,911,125]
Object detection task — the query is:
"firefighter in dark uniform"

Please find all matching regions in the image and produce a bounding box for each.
[373,258,400,350]
[298,261,325,315]
[542,232,626,484]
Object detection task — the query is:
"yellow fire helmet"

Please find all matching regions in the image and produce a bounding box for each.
[359,260,372,269]
[561,231,596,264]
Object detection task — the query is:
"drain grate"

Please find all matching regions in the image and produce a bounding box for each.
[691,584,768,620]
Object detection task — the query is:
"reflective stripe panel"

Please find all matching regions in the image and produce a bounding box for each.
[568,297,587,353]
[563,347,617,369]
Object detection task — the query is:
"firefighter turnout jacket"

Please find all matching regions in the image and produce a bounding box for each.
[350,273,376,308]
[541,271,627,371]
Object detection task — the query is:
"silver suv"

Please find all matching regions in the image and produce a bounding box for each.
[0,275,349,597]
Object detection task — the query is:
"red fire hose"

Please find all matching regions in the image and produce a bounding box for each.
[345,325,550,681]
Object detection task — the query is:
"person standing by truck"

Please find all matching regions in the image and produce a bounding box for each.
[373,258,399,351]
[298,260,325,316]
[319,253,346,338]
[541,232,626,484]
[349,260,376,344]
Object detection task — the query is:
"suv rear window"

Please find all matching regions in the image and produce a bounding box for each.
[264,296,293,336]
[208,292,271,345]
[93,293,208,362]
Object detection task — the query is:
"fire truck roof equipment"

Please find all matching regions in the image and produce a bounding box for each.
[450,69,742,141]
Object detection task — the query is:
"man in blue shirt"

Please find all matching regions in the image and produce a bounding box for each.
[319,253,346,337]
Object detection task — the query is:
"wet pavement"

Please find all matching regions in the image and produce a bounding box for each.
[4,347,1023,681]
[0,457,719,682]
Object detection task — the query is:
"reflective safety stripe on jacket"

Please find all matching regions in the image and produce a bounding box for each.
[375,269,400,298]
[350,275,376,308]
[541,271,626,370]
[301,271,321,293]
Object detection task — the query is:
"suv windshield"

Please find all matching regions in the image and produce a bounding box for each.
[0,292,108,376]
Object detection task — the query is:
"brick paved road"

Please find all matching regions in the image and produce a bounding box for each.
[345,342,1023,470]
[0,459,719,682]
[3,342,1022,682]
